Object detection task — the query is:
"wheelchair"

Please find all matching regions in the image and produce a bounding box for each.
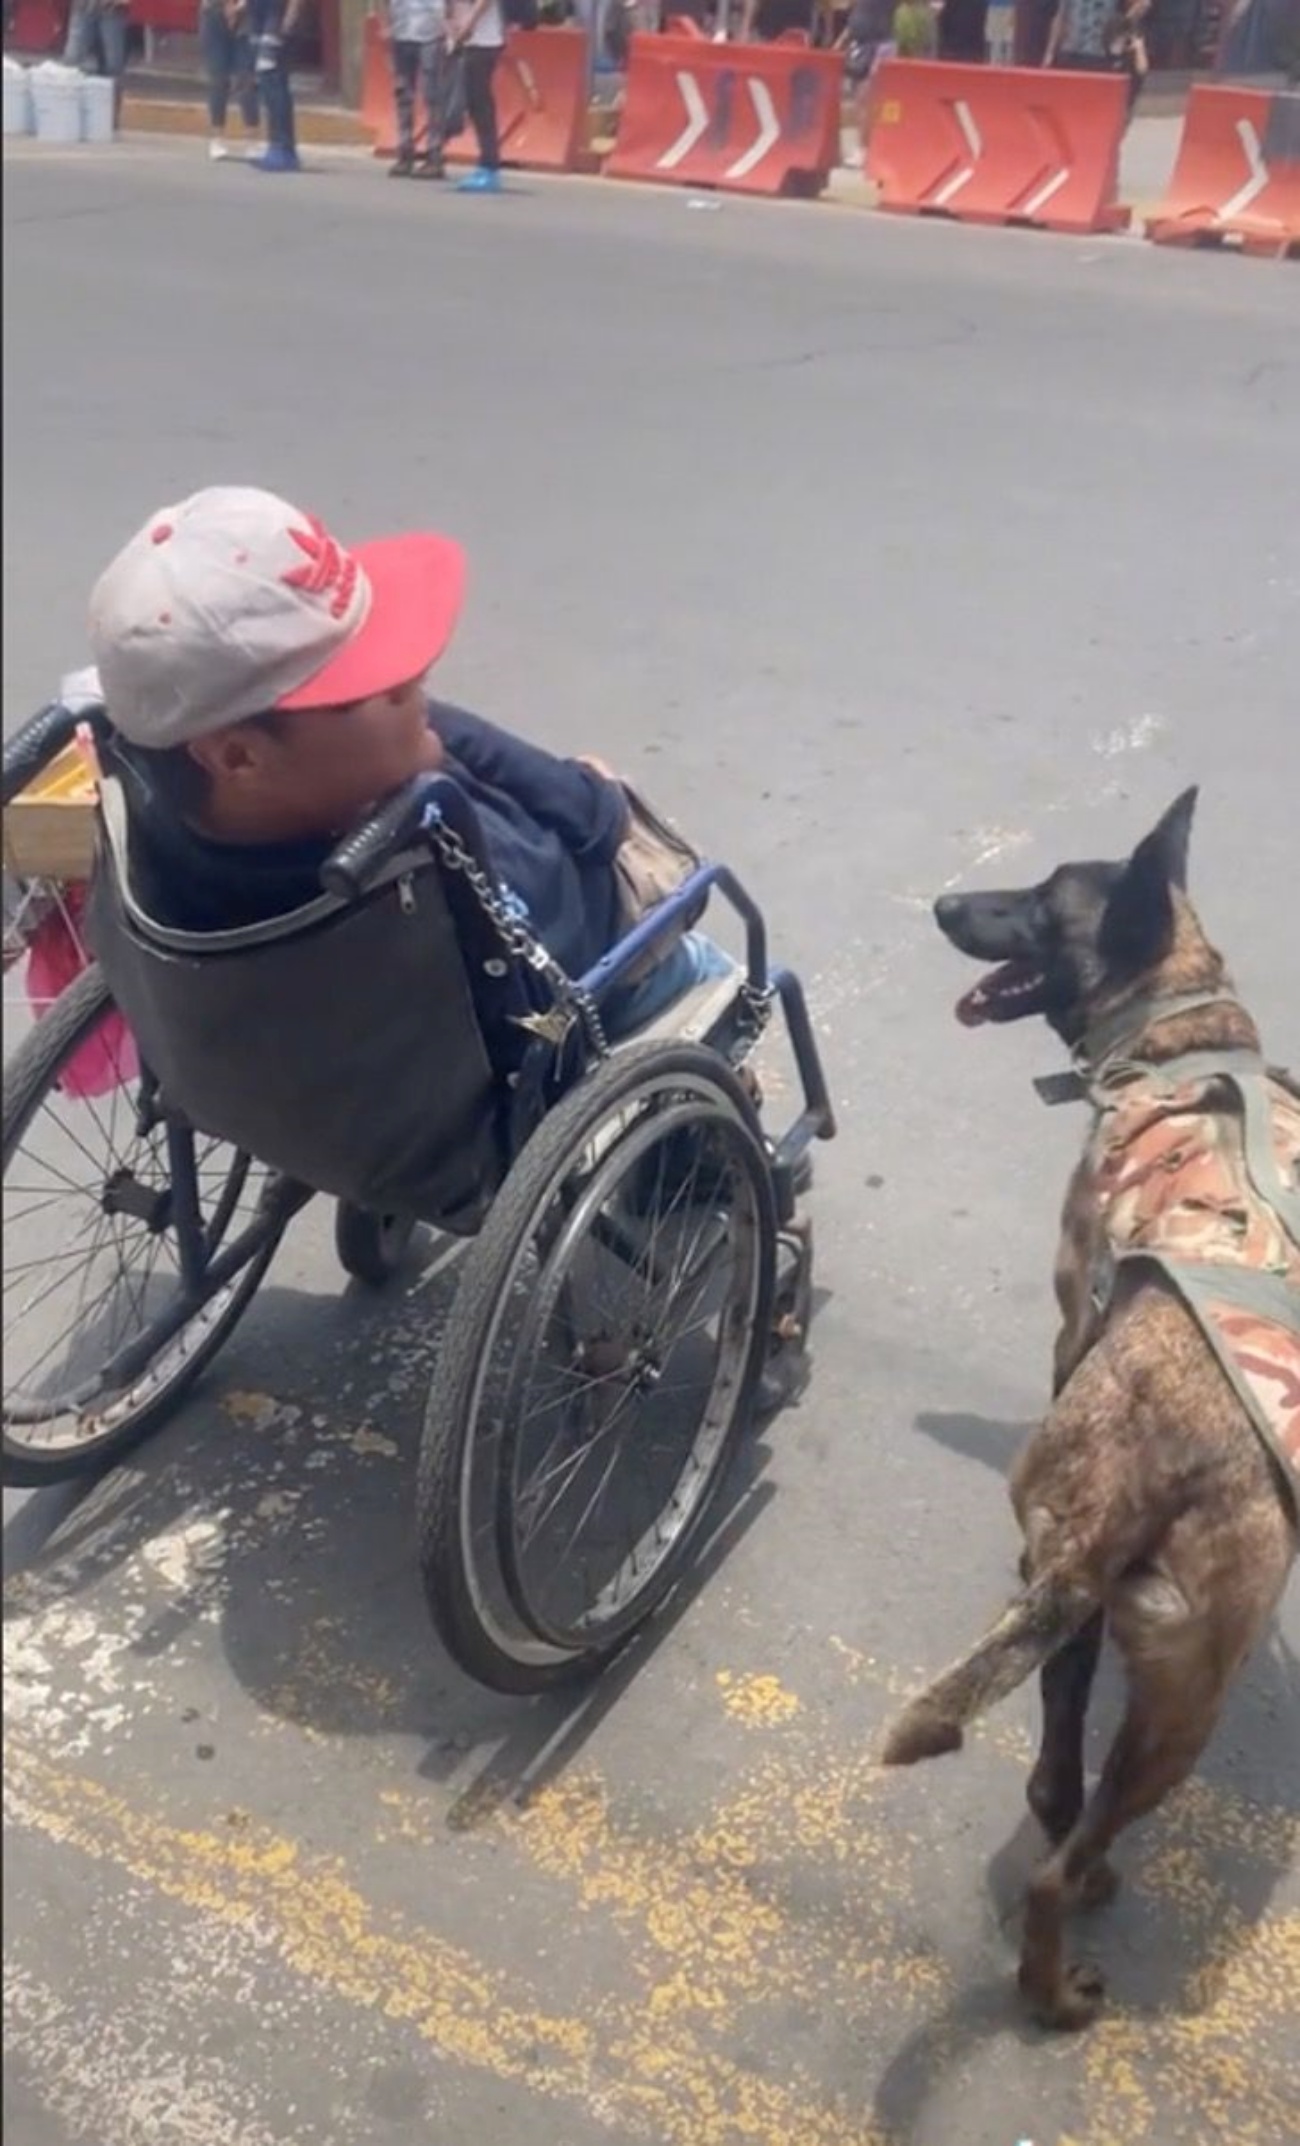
[2,693,834,1693]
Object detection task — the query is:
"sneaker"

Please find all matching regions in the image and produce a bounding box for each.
[249,146,301,174]
[417,152,445,179]
[455,165,502,193]
[389,152,416,177]
[208,138,230,162]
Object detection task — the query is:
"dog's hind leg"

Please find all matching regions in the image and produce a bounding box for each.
[1018,1637,1230,2031]
[1025,1611,1104,1850]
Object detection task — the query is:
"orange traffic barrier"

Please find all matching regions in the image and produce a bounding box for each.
[360,20,588,172]
[605,32,843,198]
[1147,85,1299,259]
[866,59,1130,235]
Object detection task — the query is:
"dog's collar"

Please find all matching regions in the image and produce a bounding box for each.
[1034,989,1249,1109]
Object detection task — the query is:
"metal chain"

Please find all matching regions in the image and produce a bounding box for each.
[736,978,774,1054]
[426,812,609,1058]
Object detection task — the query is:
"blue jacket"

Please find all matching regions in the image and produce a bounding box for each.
[116,700,629,977]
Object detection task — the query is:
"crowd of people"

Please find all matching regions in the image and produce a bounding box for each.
[53,0,518,183]
[193,0,518,181]
[836,0,1153,125]
[51,0,1154,172]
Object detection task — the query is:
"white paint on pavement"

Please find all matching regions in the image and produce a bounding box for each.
[1091,710,1169,757]
[4,1961,295,2146]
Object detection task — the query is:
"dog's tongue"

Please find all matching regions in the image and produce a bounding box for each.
[955,963,1017,1027]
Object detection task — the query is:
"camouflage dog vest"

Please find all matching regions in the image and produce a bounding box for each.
[1084,1050,1300,1522]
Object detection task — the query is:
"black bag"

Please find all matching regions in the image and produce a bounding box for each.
[86,777,511,1230]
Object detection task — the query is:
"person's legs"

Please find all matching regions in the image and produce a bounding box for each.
[459,42,501,184]
[418,36,447,173]
[391,39,419,170]
[97,3,129,129]
[63,0,94,68]
[1123,54,1145,117]
[249,1,298,169]
[201,6,233,144]
[233,29,262,137]
[604,933,736,1042]
[274,18,297,160]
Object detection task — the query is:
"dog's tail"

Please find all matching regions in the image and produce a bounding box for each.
[880,1460,1221,1768]
[879,1573,1096,1767]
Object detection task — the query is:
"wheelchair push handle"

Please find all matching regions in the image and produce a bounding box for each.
[320,776,432,901]
[2,702,82,809]
[3,688,113,811]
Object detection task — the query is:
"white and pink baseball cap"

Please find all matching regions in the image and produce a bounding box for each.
[89,486,466,750]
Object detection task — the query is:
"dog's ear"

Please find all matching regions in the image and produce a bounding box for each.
[1143,787,1198,890]
[1099,788,1199,977]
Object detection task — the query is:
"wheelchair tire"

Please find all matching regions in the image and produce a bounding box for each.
[416,1041,776,1695]
[3,963,283,1486]
[334,1203,419,1287]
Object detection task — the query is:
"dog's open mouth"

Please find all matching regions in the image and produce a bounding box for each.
[956,961,1047,1027]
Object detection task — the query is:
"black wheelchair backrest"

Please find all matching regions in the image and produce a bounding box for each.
[87,773,508,1231]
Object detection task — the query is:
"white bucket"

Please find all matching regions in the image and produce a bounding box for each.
[80,71,115,143]
[2,60,33,138]
[30,63,84,147]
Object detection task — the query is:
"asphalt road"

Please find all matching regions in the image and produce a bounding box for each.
[4,136,1299,2146]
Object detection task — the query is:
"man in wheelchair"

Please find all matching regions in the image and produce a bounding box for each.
[4,483,832,1682]
[89,484,730,1035]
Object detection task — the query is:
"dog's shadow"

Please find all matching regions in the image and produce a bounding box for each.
[871,1408,1300,2142]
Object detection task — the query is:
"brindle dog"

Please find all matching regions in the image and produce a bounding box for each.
[880,790,1298,2030]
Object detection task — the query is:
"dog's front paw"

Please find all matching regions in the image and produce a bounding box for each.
[1020,1958,1106,2032]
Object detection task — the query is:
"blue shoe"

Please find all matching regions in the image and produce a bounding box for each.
[250,146,301,173]
[455,165,502,193]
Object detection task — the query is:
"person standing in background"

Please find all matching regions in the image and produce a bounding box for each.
[1104,0,1150,114]
[893,0,937,53]
[201,0,260,162]
[448,0,505,193]
[840,0,897,154]
[63,0,129,130]
[1043,0,1111,69]
[383,0,450,178]
[935,0,986,56]
[245,0,303,172]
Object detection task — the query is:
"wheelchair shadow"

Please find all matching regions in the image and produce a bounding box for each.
[865,1406,1300,2139]
[3,1238,785,1824]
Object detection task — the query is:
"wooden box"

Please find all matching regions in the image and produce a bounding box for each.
[2,744,99,884]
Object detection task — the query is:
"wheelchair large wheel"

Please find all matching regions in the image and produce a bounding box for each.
[417,1041,777,1694]
[3,963,284,1486]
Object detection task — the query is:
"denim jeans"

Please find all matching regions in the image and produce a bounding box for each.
[392,36,449,161]
[200,5,260,132]
[246,0,295,156]
[604,933,735,1042]
[462,42,501,171]
[64,0,128,77]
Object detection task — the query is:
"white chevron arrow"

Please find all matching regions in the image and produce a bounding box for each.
[1020,156,1072,219]
[930,98,982,207]
[725,78,780,182]
[1219,118,1272,221]
[658,70,709,170]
